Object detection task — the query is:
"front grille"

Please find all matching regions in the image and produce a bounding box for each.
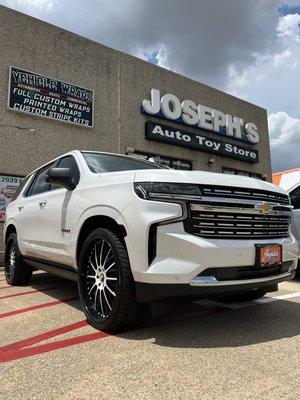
[200,185,290,204]
[184,186,291,240]
[186,210,291,239]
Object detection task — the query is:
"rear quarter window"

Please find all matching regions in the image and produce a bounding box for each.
[10,175,32,201]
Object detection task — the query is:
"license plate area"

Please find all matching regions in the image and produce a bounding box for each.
[255,244,282,267]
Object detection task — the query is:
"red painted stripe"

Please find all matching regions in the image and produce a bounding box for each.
[0,285,74,300]
[0,331,110,363]
[0,277,64,290]
[0,305,224,363]
[0,296,78,319]
[0,320,88,353]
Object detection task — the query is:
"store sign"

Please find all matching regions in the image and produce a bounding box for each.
[8,67,94,127]
[0,175,23,222]
[142,89,260,144]
[145,122,259,163]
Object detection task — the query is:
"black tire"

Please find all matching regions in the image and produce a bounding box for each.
[295,261,300,278]
[223,288,269,302]
[78,228,142,332]
[4,232,33,285]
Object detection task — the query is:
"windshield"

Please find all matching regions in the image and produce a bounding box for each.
[82,152,165,173]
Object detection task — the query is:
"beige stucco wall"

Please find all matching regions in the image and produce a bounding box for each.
[0,5,272,250]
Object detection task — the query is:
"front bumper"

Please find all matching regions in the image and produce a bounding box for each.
[122,198,298,301]
[136,270,295,302]
[132,221,298,284]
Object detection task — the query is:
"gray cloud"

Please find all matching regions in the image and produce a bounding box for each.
[2,0,300,171]
[2,0,283,87]
[269,112,300,171]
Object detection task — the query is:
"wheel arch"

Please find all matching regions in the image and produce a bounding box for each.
[76,215,127,264]
[5,224,17,244]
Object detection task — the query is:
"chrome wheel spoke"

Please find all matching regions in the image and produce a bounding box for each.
[106,277,117,281]
[94,244,99,267]
[103,247,112,268]
[99,289,105,316]
[94,288,99,309]
[99,240,104,266]
[105,262,115,273]
[89,260,97,273]
[88,282,97,296]
[103,288,112,310]
[106,284,116,297]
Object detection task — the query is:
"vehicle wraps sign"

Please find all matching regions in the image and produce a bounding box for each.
[0,175,23,222]
[145,122,259,163]
[8,66,94,127]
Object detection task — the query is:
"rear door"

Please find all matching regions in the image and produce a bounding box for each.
[17,162,57,257]
[10,174,37,257]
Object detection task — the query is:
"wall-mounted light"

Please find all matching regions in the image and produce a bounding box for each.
[207,158,215,165]
[125,146,135,155]
[0,122,35,132]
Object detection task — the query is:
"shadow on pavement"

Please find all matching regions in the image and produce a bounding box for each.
[121,298,300,349]
[8,271,300,349]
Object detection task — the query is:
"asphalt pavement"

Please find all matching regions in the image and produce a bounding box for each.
[0,269,299,400]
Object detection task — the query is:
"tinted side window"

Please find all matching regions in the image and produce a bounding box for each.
[290,186,300,210]
[27,165,54,196]
[11,175,32,201]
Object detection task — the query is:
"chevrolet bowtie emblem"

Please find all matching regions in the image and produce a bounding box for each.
[256,202,273,214]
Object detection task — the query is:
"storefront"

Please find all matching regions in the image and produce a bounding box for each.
[0,5,272,247]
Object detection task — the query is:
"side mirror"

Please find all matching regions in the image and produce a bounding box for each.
[45,167,76,191]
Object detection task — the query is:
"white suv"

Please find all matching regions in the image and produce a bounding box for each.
[3,151,298,331]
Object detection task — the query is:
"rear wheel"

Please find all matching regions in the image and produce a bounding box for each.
[4,233,33,285]
[295,261,300,278]
[78,228,141,332]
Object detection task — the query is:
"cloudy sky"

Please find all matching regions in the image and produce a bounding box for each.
[1,0,300,172]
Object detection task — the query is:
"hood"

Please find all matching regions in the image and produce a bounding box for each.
[134,169,287,195]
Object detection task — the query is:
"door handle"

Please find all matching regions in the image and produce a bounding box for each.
[18,205,23,211]
[39,200,47,208]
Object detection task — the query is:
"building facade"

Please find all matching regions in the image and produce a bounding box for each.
[0,5,272,248]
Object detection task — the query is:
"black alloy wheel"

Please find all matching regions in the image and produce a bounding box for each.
[78,228,141,331]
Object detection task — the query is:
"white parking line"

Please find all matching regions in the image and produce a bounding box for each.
[199,291,300,310]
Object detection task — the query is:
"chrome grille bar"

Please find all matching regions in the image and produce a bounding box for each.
[184,187,292,240]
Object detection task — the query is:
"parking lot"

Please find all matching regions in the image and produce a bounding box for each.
[0,269,299,400]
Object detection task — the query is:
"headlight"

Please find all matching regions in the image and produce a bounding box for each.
[134,182,201,200]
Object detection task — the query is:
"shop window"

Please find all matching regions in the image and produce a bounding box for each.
[290,185,300,209]
[131,151,192,170]
[0,174,24,222]
[222,167,262,180]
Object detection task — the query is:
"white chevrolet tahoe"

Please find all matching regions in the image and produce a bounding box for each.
[3,151,298,331]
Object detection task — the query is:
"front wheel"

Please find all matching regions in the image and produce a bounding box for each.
[78,228,141,332]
